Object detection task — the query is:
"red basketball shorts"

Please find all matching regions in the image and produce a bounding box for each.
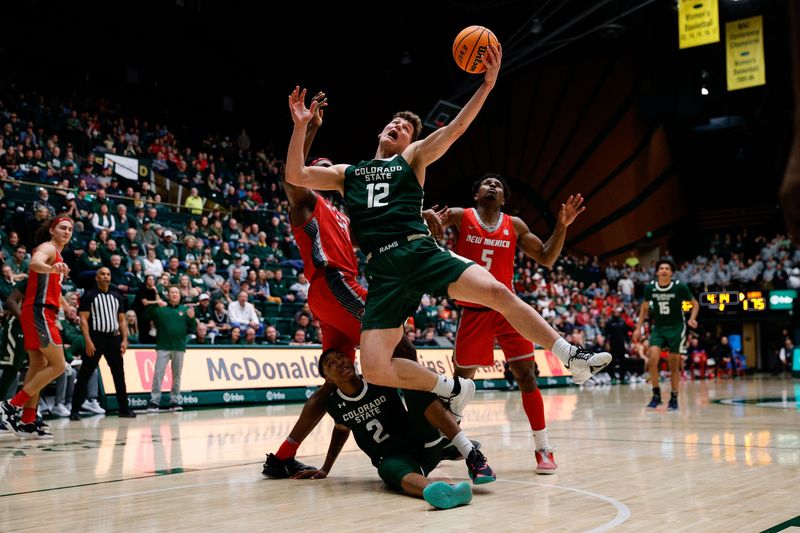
[454,307,534,368]
[21,305,62,351]
[308,273,367,362]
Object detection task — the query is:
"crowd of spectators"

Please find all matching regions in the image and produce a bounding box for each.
[1,86,798,375]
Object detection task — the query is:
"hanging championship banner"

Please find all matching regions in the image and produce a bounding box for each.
[679,0,720,49]
[726,15,766,91]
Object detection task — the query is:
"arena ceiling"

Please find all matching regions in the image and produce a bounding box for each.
[1,0,794,257]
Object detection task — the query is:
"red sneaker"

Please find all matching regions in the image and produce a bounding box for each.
[535,448,558,474]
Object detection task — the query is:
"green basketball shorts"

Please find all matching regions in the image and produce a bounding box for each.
[363,237,473,330]
[650,323,687,354]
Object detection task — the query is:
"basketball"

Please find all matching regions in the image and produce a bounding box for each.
[452,25,499,74]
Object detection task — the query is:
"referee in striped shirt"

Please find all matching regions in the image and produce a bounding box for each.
[70,267,136,419]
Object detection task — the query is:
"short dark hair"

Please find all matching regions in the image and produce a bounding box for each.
[656,258,676,272]
[393,111,423,142]
[472,172,511,200]
[317,348,341,378]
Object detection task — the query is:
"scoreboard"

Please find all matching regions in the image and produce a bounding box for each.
[699,291,767,312]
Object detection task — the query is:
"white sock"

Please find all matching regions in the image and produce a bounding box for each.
[432,374,456,397]
[451,431,474,459]
[533,428,550,451]
[550,338,574,365]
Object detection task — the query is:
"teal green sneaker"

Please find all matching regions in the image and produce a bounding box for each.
[422,481,473,509]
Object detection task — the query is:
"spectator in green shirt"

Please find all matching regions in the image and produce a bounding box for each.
[143,286,196,412]
[269,269,294,303]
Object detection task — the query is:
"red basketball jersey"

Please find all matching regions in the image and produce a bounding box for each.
[292,194,359,282]
[23,249,64,309]
[454,208,517,308]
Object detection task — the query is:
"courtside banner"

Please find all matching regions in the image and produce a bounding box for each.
[678,0,720,49]
[98,346,572,394]
[726,15,766,91]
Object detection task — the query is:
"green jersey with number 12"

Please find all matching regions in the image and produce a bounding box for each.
[343,155,430,256]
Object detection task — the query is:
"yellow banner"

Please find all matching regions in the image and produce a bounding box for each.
[98,347,572,394]
[726,15,766,91]
[679,0,720,49]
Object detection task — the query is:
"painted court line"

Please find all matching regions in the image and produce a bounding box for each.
[498,480,631,532]
[103,479,258,500]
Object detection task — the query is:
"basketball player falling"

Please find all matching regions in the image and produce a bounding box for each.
[285,42,610,411]
[263,93,492,483]
[438,174,585,474]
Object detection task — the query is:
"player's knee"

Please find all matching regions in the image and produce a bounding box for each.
[486,280,514,308]
[361,359,389,383]
[51,363,66,379]
[514,369,537,390]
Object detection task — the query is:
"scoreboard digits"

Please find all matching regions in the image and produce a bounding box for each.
[700,291,766,312]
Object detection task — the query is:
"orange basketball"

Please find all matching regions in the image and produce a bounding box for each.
[452,25,499,74]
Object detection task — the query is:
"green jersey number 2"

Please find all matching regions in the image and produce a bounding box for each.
[367,183,389,208]
[365,419,390,443]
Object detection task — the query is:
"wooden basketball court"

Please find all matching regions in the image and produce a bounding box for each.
[1,377,798,532]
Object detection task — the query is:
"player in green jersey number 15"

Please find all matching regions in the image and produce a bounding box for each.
[634,258,699,411]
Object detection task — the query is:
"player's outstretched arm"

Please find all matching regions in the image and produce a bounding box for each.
[514,194,585,268]
[291,424,350,480]
[285,86,346,193]
[437,206,465,231]
[404,44,501,171]
[421,205,454,240]
[283,91,328,210]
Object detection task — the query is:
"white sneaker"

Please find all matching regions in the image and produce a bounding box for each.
[82,399,106,415]
[52,403,71,417]
[566,347,613,385]
[441,377,475,423]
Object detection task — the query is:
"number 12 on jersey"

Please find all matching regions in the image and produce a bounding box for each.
[367,183,389,208]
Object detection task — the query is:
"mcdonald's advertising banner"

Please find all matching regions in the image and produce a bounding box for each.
[98,346,573,397]
[726,15,766,91]
[679,0,720,49]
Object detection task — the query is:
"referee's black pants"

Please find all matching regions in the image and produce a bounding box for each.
[71,332,131,416]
